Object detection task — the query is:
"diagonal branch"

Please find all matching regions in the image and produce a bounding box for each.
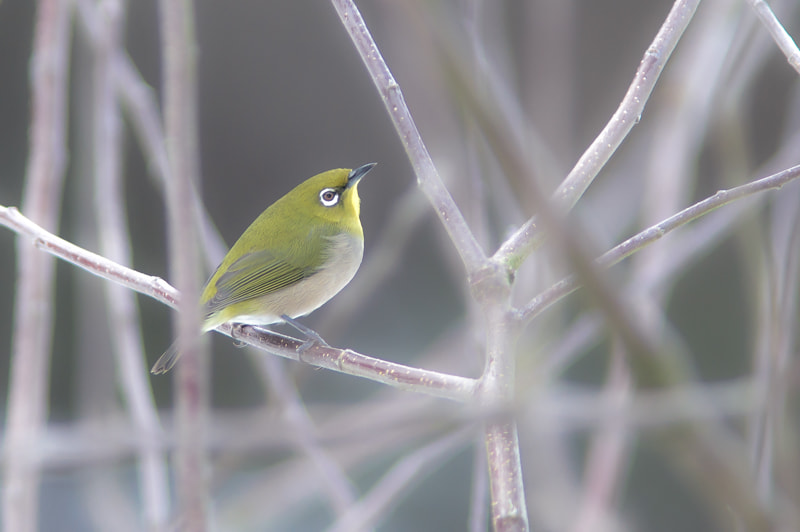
[494,0,702,270]
[329,0,487,273]
[518,162,800,323]
[747,0,800,75]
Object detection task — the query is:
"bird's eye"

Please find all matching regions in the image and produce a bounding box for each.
[319,188,340,207]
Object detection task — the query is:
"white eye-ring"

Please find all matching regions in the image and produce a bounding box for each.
[319,188,340,207]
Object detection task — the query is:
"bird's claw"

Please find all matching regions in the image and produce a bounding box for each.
[280,314,329,354]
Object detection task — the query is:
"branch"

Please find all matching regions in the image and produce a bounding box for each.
[747,0,800,75]
[4,1,71,530]
[326,426,474,532]
[518,163,800,323]
[235,325,478,402]
[81,0,171,526]
[257,357,358,515]
[0,205,478,401]
[494,0,702,269]
[0,206,178,306]
[329,0,487,273]
[158,0,208,526]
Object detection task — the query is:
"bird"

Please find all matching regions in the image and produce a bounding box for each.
[151,163,376,374]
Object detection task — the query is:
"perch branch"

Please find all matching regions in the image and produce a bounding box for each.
[0,205,478,402]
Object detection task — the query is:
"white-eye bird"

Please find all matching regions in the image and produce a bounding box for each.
[152,163,376,374]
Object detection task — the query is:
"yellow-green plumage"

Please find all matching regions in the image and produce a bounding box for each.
[151,164,375,374]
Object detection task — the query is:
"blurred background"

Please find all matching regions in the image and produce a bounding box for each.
[0,0,799,530]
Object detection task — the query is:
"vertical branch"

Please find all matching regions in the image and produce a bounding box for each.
[468,438,489,532]
[3,1,71,531]
[480,303,528,532]
[158,0,208,527]
[86,0,171,527]
[571,345,631,532]
[331,1,529,528]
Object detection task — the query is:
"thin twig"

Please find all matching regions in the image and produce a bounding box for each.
[494,0,702,270]
[85,0,171,526]
[0,206,178,306]
[3,1,72,531]
[258,356,359,515]
[329,0,487,273]
[519,163,800,323]
[240,325,479,401]
[747,0,800,75]
[113,55,228,266]
[571,345,631,532]
[325,426,474,532]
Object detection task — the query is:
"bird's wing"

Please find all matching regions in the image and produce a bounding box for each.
[203,249,315,315]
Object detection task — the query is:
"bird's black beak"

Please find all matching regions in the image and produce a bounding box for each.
[347,162,377,189]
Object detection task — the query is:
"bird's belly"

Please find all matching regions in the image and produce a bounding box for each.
[222,233,363,326]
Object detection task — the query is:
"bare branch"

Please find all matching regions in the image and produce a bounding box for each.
[329,0,487,273]
[0,205,178,306]
[0,205,478,401]
[158,0,208,527]
[494,0,702,269]
[4,1,72,530]
[519,163,800,323]
[326,426,474,532]
[236,325,478,401]
[81,0,171,526]
[747,0,800,75]
[257,356,358,514]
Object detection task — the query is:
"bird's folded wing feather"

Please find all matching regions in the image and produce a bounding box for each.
[204,250,315,314]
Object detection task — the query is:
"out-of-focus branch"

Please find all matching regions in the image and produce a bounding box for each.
[494,0,702,270]
[747,0,800,75]
[329,0,487,274]
[158,0,208,528]
[84,0,171,527]
[326,426,474,532]
[257,357,358,515]
[571,345,631,532]
[3,1,72,531]
[468,435,489,532]
[113,56,228,266]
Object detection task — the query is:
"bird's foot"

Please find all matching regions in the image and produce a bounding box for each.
[230,323,250,348]
[280,314,329,354]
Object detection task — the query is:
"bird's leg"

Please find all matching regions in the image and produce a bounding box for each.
[280,314,330,353]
